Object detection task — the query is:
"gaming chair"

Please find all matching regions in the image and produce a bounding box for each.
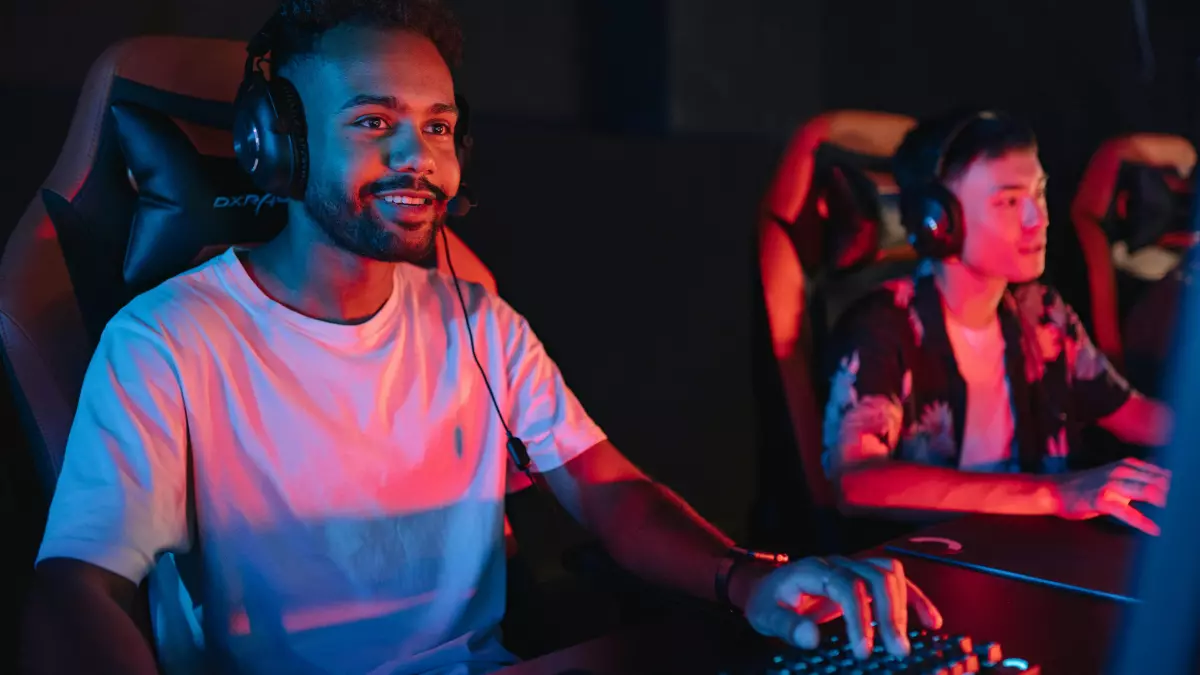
[1070,133,1197,374]
[752,110,918,556]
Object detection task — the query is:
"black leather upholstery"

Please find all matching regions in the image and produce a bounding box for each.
[112,101,289,294]
[1103,162,1194,254]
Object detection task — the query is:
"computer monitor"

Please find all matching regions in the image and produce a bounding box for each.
[1109,163,1200,675]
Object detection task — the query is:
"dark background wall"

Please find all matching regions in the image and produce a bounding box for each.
[3,0,1200,542]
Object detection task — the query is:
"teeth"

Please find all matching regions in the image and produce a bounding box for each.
[382,195,429,205]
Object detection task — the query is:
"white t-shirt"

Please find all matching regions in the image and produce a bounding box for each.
[37,248,607,675]
[942,309,1016,472]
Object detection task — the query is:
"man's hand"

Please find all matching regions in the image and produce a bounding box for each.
[1052,457,1170,535]
[742,556,942,660]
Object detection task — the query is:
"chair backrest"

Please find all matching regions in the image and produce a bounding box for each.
[754,110,916,544]
[1071,134,1197,369]
[0,35,497,502]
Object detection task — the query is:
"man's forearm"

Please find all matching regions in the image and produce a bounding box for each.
[838,461,1060,517]
[590,479,773,611]
[22,565,160,675]
[1099,394,1173,447]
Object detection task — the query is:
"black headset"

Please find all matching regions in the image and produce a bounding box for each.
[898,110,999,260]
[231,6,531,477]
[231,7,476,216]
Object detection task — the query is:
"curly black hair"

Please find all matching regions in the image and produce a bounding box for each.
[269,0,464,73]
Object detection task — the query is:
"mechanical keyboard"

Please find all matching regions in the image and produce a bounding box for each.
[724,629,1040,675]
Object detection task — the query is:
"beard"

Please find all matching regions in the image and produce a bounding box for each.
[302,174,445,264]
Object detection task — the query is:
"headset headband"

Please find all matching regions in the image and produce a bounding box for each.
[932,110,999,180]
[244,9,282,78]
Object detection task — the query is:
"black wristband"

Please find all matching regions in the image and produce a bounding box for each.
[715,547,789,612]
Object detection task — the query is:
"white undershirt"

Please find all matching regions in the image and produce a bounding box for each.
[943,308,1016,472]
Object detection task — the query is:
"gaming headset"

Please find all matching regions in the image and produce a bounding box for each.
[898,110,1000,259]
[230,5,532,476]
[232,6,476,217]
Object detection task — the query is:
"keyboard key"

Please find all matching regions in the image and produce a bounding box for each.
[975,643,1003,664]
[949,635,973,655]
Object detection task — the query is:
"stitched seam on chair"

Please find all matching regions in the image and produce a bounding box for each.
[0,311,66,476]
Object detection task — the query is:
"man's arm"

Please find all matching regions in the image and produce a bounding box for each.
[1098,393,1173,447]
[542,440,943,657]
[1051,290,1173,448]
[23,560,159,675]
[835,460,1059,518]
[539,440,755,607]
[500,305,940,656]
[834,454,1169,534]
[24,319,191,675]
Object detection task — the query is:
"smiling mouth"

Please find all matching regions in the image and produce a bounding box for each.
[379,195,434,206]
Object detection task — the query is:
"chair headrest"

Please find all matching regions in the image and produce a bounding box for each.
[36,36,272,341]
[112,101,287,292]
[1073,134,1197,231]
[1105,162,1194,253]
[764,110,918,278]
[802,143,907,275]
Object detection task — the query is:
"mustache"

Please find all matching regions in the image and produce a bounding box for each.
[363,175,449,201]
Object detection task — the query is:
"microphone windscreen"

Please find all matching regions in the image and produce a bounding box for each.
[447,185,476,218]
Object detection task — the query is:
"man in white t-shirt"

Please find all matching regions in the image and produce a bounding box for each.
[822,110,1174,534]
[22,2,941,674]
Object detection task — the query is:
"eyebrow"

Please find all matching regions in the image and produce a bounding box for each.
[993,176,1049,192]
[338,94,458,116]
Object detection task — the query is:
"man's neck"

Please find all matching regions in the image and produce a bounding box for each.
[933,259,1008,328]
[242,218,396,325]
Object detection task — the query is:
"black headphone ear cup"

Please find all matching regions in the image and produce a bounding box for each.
[268,76,308,199]
[901,181,964,259]
[233,72,276,192]
[233,73,298,199]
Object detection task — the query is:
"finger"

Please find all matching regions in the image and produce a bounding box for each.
[822,565,875,659]
[904,577,943,630]
[1110,465,1170,491]
[1106,479,1168,507]
[798,596,846,624]
[864,558,943,631]
[832,557,909,657]
[1119,457,1172,479]
[1102,499,1162,536]
[755,605,822,649]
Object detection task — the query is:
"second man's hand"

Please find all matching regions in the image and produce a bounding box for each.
[1052,457,1170,535]
[740,556,943,660]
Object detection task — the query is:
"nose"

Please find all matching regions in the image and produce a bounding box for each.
[1022,197,1049,232]
[385,124,436,175]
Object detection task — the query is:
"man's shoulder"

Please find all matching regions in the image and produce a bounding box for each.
[108,252,241,339]
[399,263,522,327]
[835,277,919,327]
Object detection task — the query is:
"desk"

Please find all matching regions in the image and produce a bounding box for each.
[497,550,1127,674]
[884,514,1145,602]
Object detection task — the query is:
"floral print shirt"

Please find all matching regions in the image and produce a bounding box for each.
[821,272,1134,476]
